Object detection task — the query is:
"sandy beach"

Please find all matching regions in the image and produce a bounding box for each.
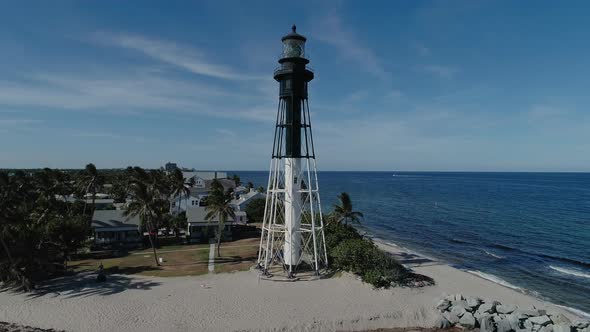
[0,242,583,332]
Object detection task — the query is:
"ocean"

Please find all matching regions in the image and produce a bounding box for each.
[236,171,590,316]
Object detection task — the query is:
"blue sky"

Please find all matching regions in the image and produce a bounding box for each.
[1,1,590,171]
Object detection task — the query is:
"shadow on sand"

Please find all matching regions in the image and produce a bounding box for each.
[1,271,161,300]
[390,251,441,267]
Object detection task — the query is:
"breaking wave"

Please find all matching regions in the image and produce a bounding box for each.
[549,266,590,279]
[466,270,522,292]
[483,250,504,259]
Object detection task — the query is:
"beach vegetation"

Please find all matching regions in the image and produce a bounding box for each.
[326,223,434,288]
[330,192,364,225]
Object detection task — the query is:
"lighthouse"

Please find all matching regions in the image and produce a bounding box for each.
[257,25,328,279]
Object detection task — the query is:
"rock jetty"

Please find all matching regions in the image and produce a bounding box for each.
[435,293,589,332]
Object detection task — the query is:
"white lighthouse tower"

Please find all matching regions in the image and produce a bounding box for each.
[257,25,328,279]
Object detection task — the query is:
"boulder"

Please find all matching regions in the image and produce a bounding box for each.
[529,316,552,326]
[436,299,451,312]
[479,315,495,332]
[443,311,460,324]
[508,313,523,330]
[466,296,482,309]
[459,312,476,329]
[539,325,554,332]
[451,304,467,318]
[550,314,571,325]
[552,324,571,332]
[573,320,590,329]
[435,314,452,329]
[478,302,498,315]
[452,300,472,311]
[497,318,513,332]
[520,309,542,317]
[525,319,534,330]
[497,304,518,314]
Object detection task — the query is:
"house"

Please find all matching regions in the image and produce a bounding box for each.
[230,189,264,212]
[170,192,203,213]
[234,210,248,224]
[186,206,230,242]
[91,210,141,247]
[83,198,115,210]
[182,171,228,184]
[185,206,246,242]
[170,178,237,214]
[165,162,178,172]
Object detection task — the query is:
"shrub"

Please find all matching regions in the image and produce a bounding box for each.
[324,222,434,288]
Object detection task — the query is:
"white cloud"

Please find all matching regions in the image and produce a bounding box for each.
[313,13,388,80]
[0,69,276,123]
[94,32,264,81]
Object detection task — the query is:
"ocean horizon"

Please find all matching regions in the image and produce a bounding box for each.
[237,171,590,317]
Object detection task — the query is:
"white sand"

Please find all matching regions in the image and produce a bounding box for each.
[0,242,583,332]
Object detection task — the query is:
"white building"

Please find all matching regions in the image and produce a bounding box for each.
[230,190,265,212]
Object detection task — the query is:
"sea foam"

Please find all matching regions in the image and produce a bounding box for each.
[556,304,590,319]
[466,270,522,292]
[549,265,590,279]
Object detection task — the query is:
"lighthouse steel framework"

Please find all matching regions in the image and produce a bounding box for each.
[257,26,328,278]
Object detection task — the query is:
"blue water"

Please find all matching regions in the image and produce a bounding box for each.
[236,171,590,315]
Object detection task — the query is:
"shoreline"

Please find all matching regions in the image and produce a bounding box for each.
[371,237,590,320]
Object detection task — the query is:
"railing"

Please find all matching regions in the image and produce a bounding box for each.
[277,52,310,61]
[274,65,314,74]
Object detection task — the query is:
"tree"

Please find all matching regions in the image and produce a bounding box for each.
[205,186,235,257]
[231,174,241,187]
[256,186,264,193]
[246,182,254,190]
[244,198,266,223]
[331,192,364,226]
[169,169,194,214]
[47,215,90,269]
[78,163,104,217]
[124,169,169,266]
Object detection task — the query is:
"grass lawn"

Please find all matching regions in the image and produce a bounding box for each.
[70,243,210,277]
[70,238,260,277]
[213,238,259,274]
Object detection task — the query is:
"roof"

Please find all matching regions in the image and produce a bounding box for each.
[91,210,140,229]
[182,171,228,181]
[186,206,218,223]
[84,198,114,204]
[231,190,263,206]
[189,178,236,195]
[281,25,307,42]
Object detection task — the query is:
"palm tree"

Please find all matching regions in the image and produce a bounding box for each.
[125,180,160,266]
[331,192,364,226]
[78,163,104,217]
[205,188,235,257]
[169,169,194,215]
